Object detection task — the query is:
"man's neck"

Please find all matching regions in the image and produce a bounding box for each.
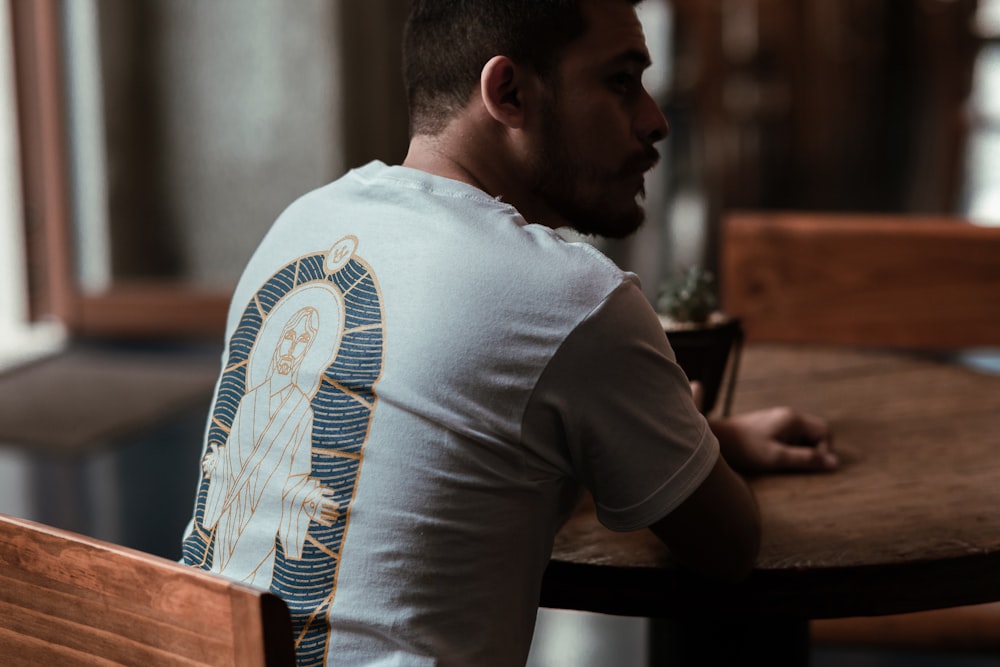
[402,132,566,230]
[402,135,492,194]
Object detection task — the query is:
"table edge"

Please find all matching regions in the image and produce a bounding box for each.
[540,551,1000,619]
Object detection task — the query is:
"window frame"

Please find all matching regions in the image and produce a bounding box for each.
[9,0,229,340]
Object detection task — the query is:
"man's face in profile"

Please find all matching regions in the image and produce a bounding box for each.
[528,0,667,239]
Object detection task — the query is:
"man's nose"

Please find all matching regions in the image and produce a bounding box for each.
[638,88,669,143]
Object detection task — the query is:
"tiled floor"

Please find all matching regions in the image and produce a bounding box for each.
[527,609,1000,666]
[528,609,648,666]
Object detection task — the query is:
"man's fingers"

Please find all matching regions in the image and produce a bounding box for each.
[773,441,839,471]
[787,410,833,445]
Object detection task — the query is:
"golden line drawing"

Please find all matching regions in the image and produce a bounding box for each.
[201,283,345,588]
[184,237,385,667]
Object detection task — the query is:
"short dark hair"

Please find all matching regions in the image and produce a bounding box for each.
[403,0,641,136]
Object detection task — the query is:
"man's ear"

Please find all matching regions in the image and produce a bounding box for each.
[480,55,532,129]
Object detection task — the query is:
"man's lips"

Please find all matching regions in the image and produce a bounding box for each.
[625,146,661,176]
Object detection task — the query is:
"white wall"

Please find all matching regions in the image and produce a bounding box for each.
[152,0,345,285]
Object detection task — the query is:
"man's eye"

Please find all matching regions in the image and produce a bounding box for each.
[609,73,637,94]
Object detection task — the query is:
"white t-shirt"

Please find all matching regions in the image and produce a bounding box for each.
[181,161,718,666]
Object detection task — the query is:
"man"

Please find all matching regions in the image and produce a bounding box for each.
[181,1,836,665]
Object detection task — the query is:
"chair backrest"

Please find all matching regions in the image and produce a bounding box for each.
[720,212,1000,348]
[0,513,296,667]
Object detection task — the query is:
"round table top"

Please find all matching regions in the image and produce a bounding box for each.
[541,345,1000,620]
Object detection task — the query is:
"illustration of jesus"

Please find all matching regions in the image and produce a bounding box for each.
[201,285,343,588]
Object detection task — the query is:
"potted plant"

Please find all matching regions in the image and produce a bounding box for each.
[656,266,743,416]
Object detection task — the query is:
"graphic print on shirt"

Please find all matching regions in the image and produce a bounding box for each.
[182,236,384,667]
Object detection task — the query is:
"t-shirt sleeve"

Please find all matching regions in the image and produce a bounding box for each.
[521,279,720,532]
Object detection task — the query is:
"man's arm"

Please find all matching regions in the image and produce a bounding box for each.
[648,456,760,581]
[649,405,836,580]
[524,282,832,581]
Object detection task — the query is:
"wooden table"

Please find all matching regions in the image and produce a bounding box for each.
[540,345,1000,664]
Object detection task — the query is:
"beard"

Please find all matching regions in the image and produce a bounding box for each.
[530,103,659,239]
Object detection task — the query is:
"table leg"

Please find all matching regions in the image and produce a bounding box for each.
[648,616,810,666]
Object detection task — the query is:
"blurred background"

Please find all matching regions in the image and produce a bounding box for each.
[6,0,998,348]
[1,1,998,664]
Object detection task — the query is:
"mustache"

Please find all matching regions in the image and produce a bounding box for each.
[623,146,661,175]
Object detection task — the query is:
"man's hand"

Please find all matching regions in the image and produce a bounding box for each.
[710,406,838,474]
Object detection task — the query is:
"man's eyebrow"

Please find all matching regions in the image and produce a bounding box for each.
[609,48,652,69]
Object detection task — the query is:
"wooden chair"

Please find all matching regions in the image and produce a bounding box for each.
[0,512,296,666]
[720,211,1000,654]
[721,212,1000,348]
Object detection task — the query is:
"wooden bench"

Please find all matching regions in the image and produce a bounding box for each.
[720,211,1000,654]
[0,512,295,666]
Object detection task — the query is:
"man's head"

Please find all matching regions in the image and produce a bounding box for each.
[403,0,665,239]
[404,0,639,136]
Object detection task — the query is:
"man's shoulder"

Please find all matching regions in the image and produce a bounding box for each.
[513,226,634,292]
[238,161,637,319]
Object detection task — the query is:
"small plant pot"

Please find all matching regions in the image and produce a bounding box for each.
[658,314,744,416]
